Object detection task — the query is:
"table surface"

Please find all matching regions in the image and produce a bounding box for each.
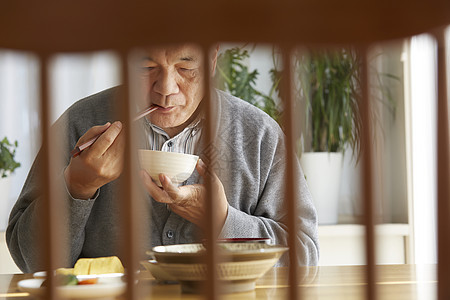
[0,264,437,300]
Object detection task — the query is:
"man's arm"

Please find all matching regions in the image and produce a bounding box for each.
[6,153,98,273]
[7,101,124,273]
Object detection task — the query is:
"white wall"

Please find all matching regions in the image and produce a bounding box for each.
[408,34,438,264]
[0,51,120,231]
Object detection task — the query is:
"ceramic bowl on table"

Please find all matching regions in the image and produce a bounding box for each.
[216,238,271,244]
[138,150,199,186]
[140,259,178,282]
[144,243,288,293]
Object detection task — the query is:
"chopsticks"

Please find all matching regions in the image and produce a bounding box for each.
[70,105,158,158]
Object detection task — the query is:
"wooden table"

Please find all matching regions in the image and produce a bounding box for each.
[0,264,437,299]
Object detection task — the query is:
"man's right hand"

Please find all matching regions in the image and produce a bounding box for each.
[64,121,125,200]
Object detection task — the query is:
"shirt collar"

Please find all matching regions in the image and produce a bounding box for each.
[144,114,204,139]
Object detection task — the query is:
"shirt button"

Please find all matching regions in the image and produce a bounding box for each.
[167,141,173,147]
[166,230,174,239]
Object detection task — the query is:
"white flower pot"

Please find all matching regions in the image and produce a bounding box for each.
[300,152,343,225]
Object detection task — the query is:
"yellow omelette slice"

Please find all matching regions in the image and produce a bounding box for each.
[88,256,124,275]
[73,258,93,275]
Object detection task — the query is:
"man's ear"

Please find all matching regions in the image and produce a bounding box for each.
[211,44,220,76]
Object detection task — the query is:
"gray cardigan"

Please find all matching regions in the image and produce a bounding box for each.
[7,87,319,272]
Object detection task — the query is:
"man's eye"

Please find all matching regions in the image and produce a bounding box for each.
[142,67,155,71]
[179,68,198,77]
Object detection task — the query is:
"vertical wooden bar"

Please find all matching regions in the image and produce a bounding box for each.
[435,27,450,300]
[202,43,219,300]
[280,46,300,300]
[118,50,138,300]
[38,54,57,299]
[360,46,376,300]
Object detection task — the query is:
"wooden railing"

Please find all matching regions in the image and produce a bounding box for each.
[1,1,449,299]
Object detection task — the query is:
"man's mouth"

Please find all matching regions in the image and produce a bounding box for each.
[152,104,175,112]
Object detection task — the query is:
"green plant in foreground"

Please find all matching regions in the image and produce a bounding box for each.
[0,137,21,178]
[214,47,282,125]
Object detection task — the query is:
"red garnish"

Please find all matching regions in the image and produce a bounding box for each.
[77,278,98,285]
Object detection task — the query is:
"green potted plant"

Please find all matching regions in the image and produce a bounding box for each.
[294,48,397,224]
[214,46,282,124]
[293,49,362,224]
[0,137,20,215]
[214,45,397,224]
[296,48,362,155]
[0,137,21,178]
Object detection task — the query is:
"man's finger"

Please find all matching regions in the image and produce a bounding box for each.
[76,122,111,146]
[196,159,220,183]
[103,125,126,161]
[88,121,123,157]
[140,170,174,204]
[160,174,203,207]
[159,174,182,199]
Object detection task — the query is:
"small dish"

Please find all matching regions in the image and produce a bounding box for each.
[148,258,284,293]
[140,260,177,282]
[18,278,126,299]
[146,243,288,293]
[33,271,47,279]
[148,243,288,264]
[33,271,124,284]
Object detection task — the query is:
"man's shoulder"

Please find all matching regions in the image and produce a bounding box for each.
[51,86,122,139]
[215,89,260,112]
[215,89,281,132]
[67,86,120,115]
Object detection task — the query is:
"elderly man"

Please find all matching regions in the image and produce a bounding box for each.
[7,44,319,273]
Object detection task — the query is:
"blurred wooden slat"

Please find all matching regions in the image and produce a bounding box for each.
[201,44,219,300]
[37,55,58,299]
[435,27,450,300]
[3,1,449,300]
[360,48,376,300]
[117,52,138,300]
[280,46,300,300]
[1,0,450,52]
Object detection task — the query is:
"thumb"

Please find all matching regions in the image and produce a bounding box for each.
[196,159,209,177]
[196,159,219,183]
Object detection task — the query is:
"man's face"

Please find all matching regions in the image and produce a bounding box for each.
[140,44,206,136]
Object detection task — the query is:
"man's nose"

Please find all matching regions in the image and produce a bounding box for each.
[153,69,179,96]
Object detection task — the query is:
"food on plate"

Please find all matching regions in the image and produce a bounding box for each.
[41,274,79,287]
[73,258,92,275]
[40,274,100,287]
[73,256,124,275]
[38,256,123,288]
[57,274,78,286]
[55,267,75,276]
[77,278,99,285]
[89,256,124,274]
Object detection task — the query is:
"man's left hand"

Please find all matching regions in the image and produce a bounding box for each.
[140,159,228,231]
